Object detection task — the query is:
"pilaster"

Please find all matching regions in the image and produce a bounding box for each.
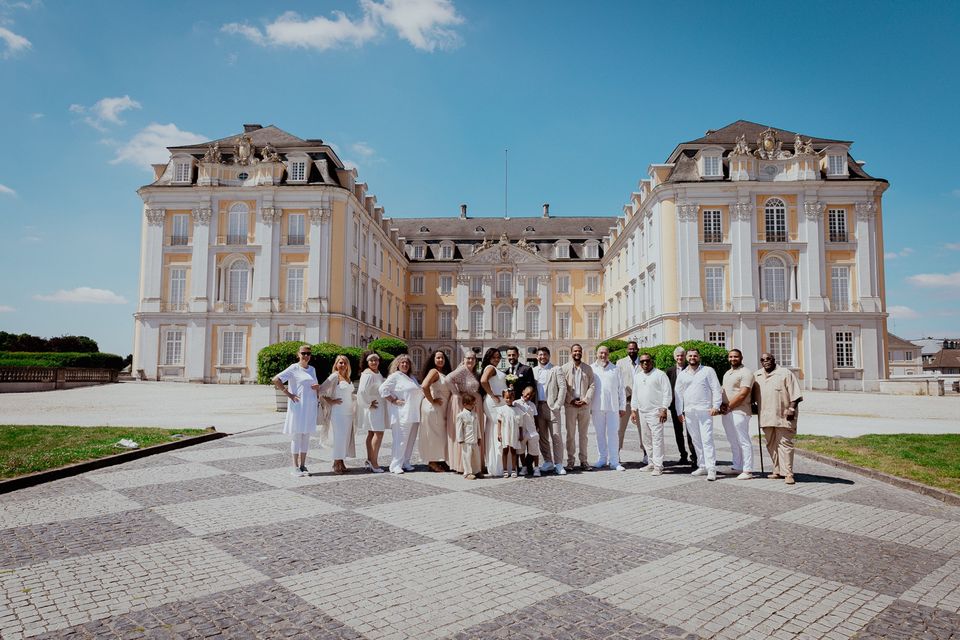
[855,201,881,312]
[729,201,757,312]
[189,207,212,312]
[677,203,703,312]
[800,197,826,311]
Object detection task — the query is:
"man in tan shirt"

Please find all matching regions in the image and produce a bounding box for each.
[556,343,595,470]
[754,352,803,485]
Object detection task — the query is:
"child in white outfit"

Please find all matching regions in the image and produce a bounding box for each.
[496,388,523,477]
[514,385,541,476]
[455,394,482,480]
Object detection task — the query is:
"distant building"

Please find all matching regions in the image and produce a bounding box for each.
[922,349,960,375]
[887,333,922,376]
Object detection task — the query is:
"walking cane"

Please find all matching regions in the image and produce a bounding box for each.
[757,421,764,474]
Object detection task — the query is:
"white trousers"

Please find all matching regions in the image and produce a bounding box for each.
[637,411,665,468]
[290,433,311,454]
[684,408,716,471]
[390,421,419,472]
[721,411,753,472]
[593,410,620,467]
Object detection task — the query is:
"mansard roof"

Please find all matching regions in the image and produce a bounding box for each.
[169,124,314,151]
[679,120,850,148]
[391,215,613,240]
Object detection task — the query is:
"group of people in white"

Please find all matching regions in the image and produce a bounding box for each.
[272,340,803,485]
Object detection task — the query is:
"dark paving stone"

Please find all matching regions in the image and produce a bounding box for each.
[118,474,276,508]
[699,520,950,597]
[467,475,632,512]
[854,599,960,639]
[0,509,191,569]
[833,485,960,521]
[451,591,702,640]
[0,475,104,502]
[453,516,682,588]
[206,511,430,578]
[31,581,367,640]
[292,475,450,509]
[648,478,819,517]
[201,453,291,472]
[112,453,191,470]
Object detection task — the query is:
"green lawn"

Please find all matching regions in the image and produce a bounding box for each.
[0,425,209,479]
[795,433,960,495]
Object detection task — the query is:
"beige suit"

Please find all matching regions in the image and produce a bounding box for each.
[754,366,803,477]
[556,361,595,467]
[545,366,566,466]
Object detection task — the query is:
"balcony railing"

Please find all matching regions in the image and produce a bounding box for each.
[286,234,305,246]
[168,235,190,246]
[829,231,849,243]
[703,232,723,244]
[161,302,188,312]
[496,290,512,298]
[439,329,453,339]
[279,301,304,312]
[218,235,249,246]
[704,300,727,312]
[765,231,787,243]
[832,300,851,311]
[764,300,788,312]
[222,302,249,312]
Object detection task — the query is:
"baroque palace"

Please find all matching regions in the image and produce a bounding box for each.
[134,120,889,390]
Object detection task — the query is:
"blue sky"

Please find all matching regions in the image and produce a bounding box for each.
[0,0,958,356]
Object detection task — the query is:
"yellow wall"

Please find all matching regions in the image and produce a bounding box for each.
[328,200,348,312]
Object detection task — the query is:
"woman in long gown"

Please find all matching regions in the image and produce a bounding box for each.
[357,351,387,473]
[446,349,481,474]
[419,350,452,472]
[318,354,356,474]
[379,354,423,474]
[480,347,508,477]
[272,344,321,476]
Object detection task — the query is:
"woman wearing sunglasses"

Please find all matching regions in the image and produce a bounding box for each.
[273,345,322,476]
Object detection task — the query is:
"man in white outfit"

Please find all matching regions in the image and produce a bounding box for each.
[629,354,672,475]
[616,341,649,466]
[532,347,561,474]
[675,348,722,481]
[720,349,755,480]
[590,346,627,471]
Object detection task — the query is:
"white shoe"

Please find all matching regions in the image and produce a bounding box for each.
[615,464,626,472]
[707,469,717,482]
[736,472,753,480]
[533,468,541,477]
[556,465,567,476]
[540,462,555,472]
[691,467,707,476]
[651,467,663,476]
[391,468,404,474]
[592,460,607,469]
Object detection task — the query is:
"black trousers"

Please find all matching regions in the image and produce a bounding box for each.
[670,408,697,464]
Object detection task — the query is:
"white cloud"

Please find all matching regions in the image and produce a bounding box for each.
[29,112,43,119]
[69,95,142,131]
[945,243,960,251]
[889,305,919,319]
[884,247,914,260]
[351,141,377,158]
[222,0,462,52]
[0,183,15,196]
[906,272,960,289]
[110,122,207,170]
[33,287,128,304]
[0,304,15,312]
[0,26,30,58]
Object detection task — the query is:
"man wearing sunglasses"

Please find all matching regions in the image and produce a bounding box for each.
[629,354,672,475]
[754,352,803,485]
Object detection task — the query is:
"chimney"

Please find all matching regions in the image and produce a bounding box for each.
[459,203,468,219]
[243,124,263,133]
[542,203,550,218]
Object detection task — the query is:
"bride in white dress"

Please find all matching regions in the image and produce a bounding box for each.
[479,347,507,477]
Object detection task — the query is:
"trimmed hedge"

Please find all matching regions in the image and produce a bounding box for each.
[603,340,729,377]
[0,351,125,370]
[367,337,407,356]
[257,342,376,384]
[256,341,302,384]
[595,338,628,354]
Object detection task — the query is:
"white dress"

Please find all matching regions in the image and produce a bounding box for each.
[483,367,508,475]
[357,370,387,432]
[329,377,355,459]
[277,364,318,435]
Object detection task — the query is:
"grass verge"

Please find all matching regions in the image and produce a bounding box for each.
[795,433,960,495]
[0,425,209,479]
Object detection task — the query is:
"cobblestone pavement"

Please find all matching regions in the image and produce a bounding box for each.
[2,428,959,639]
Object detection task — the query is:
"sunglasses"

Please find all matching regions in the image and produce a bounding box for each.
[760,357,774,361]
[639,359,653,364]
[299,352,312,357]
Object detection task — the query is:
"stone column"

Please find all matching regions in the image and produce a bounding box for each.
[516,273,525,339]
[253,205,279,312]
[855,201,881,312]
[677,203,703,312]
[141,208,166,312]
[307,197,332,314]
[185,319,208,382]
[189,207,212,312]
[800,198,826,312]
[482,275,493,340]
[730,202,757,312]
[456,275,469,339]
[538,275,551,340]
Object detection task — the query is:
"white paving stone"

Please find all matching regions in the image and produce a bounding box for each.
[278,541,570,640]
[557,468,700,493]
[166,444,281,462]
[398,469,517,492]
[151,489,341,535]
[773,500,960,553]
[901,556,960,614]
[561,494,758,544]
[583,547,893,640]
[0,490,141,530]
[238,466,371,489]
[227,433,295,445]
[356,491,546,541]
[0,538,269,640]
[87,462,227,490]
[743,474,864,499]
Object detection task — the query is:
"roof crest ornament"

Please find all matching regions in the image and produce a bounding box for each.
[234,134,254,166]
[730,134,751,156]
[754,128,793,160]
[202,141,222,164]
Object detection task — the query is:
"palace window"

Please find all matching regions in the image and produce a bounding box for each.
[557,348,570,365]
[557,274,571,294]
[285,267,304,311]
[835,330,855,368]
[704,266,725,311]
[470,276,484,297]
[556,310,571,339]
[496,306,513,338]
[440,243,454,259]
[412,244,425,260]
[703,154,722,178]
[410,347,424,372]
[173,161,191,184]
[439,275,453,295]
[526,305,540,335]
[827,154,847,176]
[290,161,306,182]
[282,328,303,342]
[764,198,787,242]
[411,274,424,295]
[831,266,850,311]
[828,209,848,242]
[525,276,539,298]
[171,214,189,245]
[584,242,599,259]
[555,241,570,259]
[470,305,484,338]
[288,213,305,245]
[220,330,245,366]
[587,274,600,294]
[706,330,727,349]
[227,204,248,245]
[762,257,788,311]
[587,311,600,339]
[225,258,250,309]
[409,309,424,339]
[497,272,513,297]
[767,330,794,367]
[169,267,187,311]
[703,209,722,243]
[163,329,184,365]
[439,309,453,339]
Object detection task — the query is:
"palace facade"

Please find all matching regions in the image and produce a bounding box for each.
[133,120,889,390]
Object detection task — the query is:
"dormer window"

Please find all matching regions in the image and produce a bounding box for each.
[524,225,535,232]
[475,226,485,233]
[704,155,721,177]
[439,243,454,259]
[582,225,593,232]
[173,157,193,184]
[286,152,310,184]
[419,226,430,233]
[555,241,570,259]
[412,244,425,260]
[827,154,847,176]
[583,241,599,259]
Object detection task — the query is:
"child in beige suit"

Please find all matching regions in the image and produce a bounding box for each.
[455,394,482,480]
[514,385,542,477]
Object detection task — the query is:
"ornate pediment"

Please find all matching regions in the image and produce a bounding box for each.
[463,240,549,265]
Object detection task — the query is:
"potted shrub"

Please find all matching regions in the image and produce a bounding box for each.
[257,341,303,411]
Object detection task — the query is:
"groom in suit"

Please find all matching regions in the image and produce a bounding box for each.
[505,346,535,397]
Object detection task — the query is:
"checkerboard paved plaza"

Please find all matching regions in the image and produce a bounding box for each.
[2,427,959,640]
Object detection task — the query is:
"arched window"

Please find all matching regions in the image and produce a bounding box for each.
[226,258,250,309]
[525,305,540,335]
[764,198,787,243]
[470,305,484,338]
[496,305,513,338]
[497,272,512,297]
[227,203,248,245]
[762,256,787,311]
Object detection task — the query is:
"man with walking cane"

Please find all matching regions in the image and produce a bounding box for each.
[754,352,803,485]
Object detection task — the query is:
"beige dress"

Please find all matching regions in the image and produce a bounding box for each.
[419,373,451,462]
[447,365,482,472]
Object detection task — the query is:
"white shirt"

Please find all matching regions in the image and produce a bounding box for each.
[617,356,642,396]
[379,371,423,426]
[532,363,554,401]
[590,361,626,413]
[675,365,722,414]
[630,368,672,413]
